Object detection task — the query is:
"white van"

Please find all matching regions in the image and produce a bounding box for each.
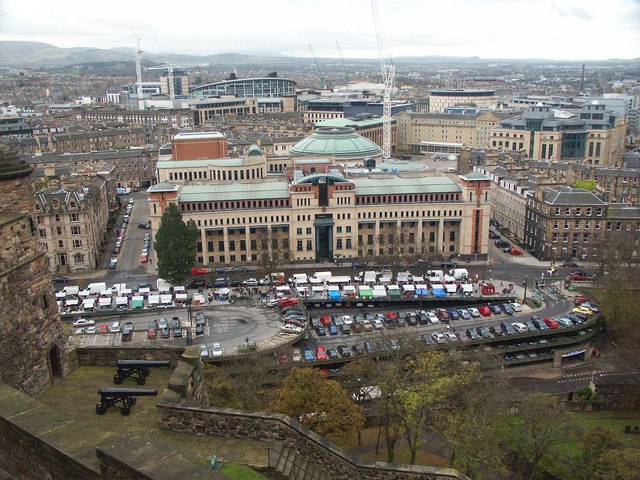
[85,282,107,295]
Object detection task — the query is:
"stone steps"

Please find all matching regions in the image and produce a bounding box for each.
[270,444,332,480]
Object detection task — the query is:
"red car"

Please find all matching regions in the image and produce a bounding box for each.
[279,298,298,308]
[543,317,559,329]
[384,312,397,320]
[97,324,109,334]
[191,267,209,275]
[320,315,331,327]
[146,327,157,339]
[511,248,523,255]
[316,345,327,360]
[478,306,492,316]
[140,254,148,263]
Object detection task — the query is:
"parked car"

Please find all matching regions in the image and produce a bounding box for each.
[243,278,259,287]
[52,276,70,284]
[138,223,151,229]
[326,348,339,360]
[447,309,460,320]
[426,311,440,324]
[457,309,471,320]
[281,324,303,334]
[214,267,228,274]
[490,305,503,315]
[543,317,559,329]
[495,240,510,248]
[190,267,209,276]
[468,307,481,318]
[477,326,492,339]
[316,345,327,360]
[431,333,447,344]
[73,318,95,327]
[441,260,458,268]
[500,321,516,335]
[466,328,480,340]
[478,306,492,316]
[436,308,450,322]
[502,303,514,315]
[231,266,250,273]
[146,327,157,339]
[337,345,351,357]
[509,302,523,312]
[511,322,528,333]
[186,279,205,289]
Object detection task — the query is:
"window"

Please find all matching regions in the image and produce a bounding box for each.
[336,239,343,249]
[336,226,342,233]
[56,226,62,235]
[346,238,352,248]
[306,227,312,234]
[449,231,456,241]
[55,214,60,222]
[70,213,79,222]
[39,229,47,238]
[71,226,81,235]
[229,241,236,251]
[297,240,303,251]
[74,253,84,264]
[58,240,64,248]
[218,241,225,251]
[306,240,313,251]
[296,228,302,235]
[73,239,82,248]
[346,226,352,233]
[596,208,603,216]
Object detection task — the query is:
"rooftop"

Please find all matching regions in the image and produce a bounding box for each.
[179,181,290,202]
[290,127,382,159]
[173,132,225,140]
[352,175,461,196]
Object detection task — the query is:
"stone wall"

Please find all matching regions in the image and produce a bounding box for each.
[75,346,185,367]
[0,146,71,397]
[157,363,468,480]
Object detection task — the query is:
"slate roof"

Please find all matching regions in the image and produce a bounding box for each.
[543,187,606,206]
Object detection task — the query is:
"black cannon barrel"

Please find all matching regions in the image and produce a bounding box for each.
[116,360,170,368]
[98,388,158,397]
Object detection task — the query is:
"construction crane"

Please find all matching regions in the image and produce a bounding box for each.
[371,0,395,160]
[147,63,209,100]
[133,35,144,109]
[336,40,350,84]
[308,44,327,90]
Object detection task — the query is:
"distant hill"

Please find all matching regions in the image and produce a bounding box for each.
[0,40,637,69]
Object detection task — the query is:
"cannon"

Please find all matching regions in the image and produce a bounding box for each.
[113,360,170,385]
[96,387,157,416]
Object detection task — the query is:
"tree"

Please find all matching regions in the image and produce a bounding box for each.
[266,367,364,448]
[592,448,640,480]
[577,425,624,479]
[255,227,289,280]
[154,203,198,285]
[571,179,597,191]
[503,393,577,480]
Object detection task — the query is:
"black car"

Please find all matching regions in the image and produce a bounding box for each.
[186,280,206,289]
[316,326,327,336]
[351,262,367,269]
[441,260,458,268]
[213,278,229,288]
[495,239,510,248]
[195,312,207,326]
[231,266,250,273]
[326,348,339,360]
[363,341,375,354]
[477,326,492,339]
[195,324,204,336]
[351,344,365,355]
[337,345,351,357]
[230,280,242,287]
[138,223,151,229]
[52,276,70,284]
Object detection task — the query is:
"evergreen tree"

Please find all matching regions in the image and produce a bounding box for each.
[154,203,198,285]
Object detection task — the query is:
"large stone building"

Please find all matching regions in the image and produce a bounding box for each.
[35,177,110,274]
[0,145,70,396]
[78,107,193,129]
[524,186,640,262]
[25,148,157,189]
[149,132,492,267]
[491,103,626,166]
[428,89,499,113]
[396,111,508,153]
[315,116,397,153]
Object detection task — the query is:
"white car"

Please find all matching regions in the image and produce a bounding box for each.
[426,311,440,324]
[431,333,447,344]
[468,308,481,317]
[73,318,95,327]
[443,332,458,342]
[511,322,528,333]
[110,322,121,333]
[128,198,134,205]
[509,302,523,312]
[85,326,97,334]
[74,327,85,335]
[341,315,353,325]
[281,324,303,334]
[243,278,259,287]
[211,343,224,357]
[291,348,302,362]
[200,344,209,358]
[372,319,385,330]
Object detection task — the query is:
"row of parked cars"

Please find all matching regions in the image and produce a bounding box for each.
[307,302,523,337]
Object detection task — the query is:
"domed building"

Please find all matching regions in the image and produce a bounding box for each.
[290,127,383,164]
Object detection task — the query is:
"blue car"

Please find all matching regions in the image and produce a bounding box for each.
[303,349,315,361]
[447,309,460,320]
[316,326,327,336]
[329,324,339,335]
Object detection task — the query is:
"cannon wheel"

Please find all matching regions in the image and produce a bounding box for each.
[143,368,151,377]
[96,404,106,415]
[136,376,146,385]
[121,406,130,416]
[113,375,123,385]
[130,398,137,406]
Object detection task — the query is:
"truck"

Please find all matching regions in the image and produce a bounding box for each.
[449,268,469,280]
[84,282,107,295]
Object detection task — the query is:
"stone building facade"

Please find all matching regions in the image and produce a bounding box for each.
[0,145,70,396]
[34,178,110,274]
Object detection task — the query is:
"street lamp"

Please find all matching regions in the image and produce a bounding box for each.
[523,275,528,304]
[186,298,193,346]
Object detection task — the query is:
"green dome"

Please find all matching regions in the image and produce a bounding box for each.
[247,144,262,156]
[291,127,382,159]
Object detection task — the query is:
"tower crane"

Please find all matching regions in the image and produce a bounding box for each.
[147,63,209,100]
[133,35,144,109]
[336,40,350,84]
[371,0,395,160]
[308,44,327,90]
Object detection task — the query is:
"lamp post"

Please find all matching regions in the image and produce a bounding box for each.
[523,275,528,304]
[186,298,193,346]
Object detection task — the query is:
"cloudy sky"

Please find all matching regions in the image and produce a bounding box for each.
[0,0,638,60]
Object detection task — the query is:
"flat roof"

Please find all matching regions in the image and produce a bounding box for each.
[179,181,290,202]
[173,132,225,140]
[157,158,244,168]
[353,176,461,195]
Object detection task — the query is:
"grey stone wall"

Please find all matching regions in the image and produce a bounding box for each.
[157,401,467,480]
[75,346,185,367]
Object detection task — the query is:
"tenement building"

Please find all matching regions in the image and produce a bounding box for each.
[148,131,492,266]
[491,102,626,166]
[524,186,640,262]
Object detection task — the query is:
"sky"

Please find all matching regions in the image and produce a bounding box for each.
[0,0,639,61]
